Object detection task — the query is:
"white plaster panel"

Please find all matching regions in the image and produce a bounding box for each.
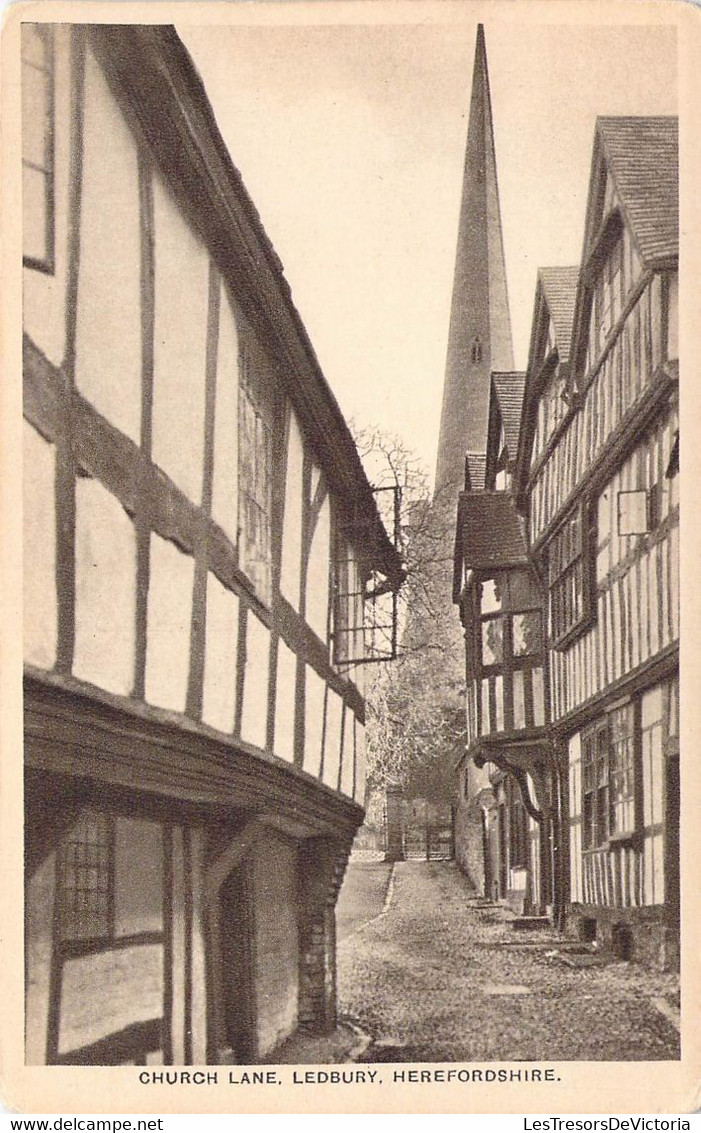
[202,573,239,733]
[73,478,136,696]
[303,666,325,779]
[59,944,163,1056]
[23,27,72,367]
[340,705,355,797]
[240,611,270,750]
[280,411,304,610]
[323,687,343,790]
[306,495,330,642]
[211,282,239,544]
[23,422,57,669]
[75,47,142,443]
[274,637,297,764]
[144,534,194,713]
[152,173,209,503]
[354,720,366,806]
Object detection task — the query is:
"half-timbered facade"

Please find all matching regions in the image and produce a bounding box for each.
[23,24,402,1065]
[515,118,679,966]
[454,369,556,916]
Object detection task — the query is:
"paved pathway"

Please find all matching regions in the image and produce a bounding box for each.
[337,860,679,1062]
[336,861,393,942]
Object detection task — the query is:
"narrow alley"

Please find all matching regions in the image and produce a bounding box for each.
[336,861,680,1063]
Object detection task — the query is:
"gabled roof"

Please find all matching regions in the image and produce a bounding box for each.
[596,116,678,266]
[456,491,529,578]
[465,451,487,491]
[492,372,526,463]
[538,268,579,363]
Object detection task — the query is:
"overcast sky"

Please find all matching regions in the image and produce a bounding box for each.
[179,16,677,484]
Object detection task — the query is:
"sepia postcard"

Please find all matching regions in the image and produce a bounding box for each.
[1,0,699,1116]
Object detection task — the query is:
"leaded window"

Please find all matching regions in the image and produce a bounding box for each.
[548,503,595,646]
[58,810,112,942]
[582,702,636,850]
[238,342,274,605]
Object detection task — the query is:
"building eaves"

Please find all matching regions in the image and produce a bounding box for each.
[596,116,678,267]
[465,452,487,491]
[492,371,526,462]
[538,267,579,363]
[88,25,402,586]
[457,491,529,573]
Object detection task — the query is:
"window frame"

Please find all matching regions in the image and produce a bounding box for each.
[237,340,275,607]
[581,700,638,852]
[547,500,596,650]
[22,23,55,275]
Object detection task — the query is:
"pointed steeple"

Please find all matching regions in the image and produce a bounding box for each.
[434,25,514,501]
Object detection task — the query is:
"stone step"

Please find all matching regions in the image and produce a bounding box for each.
[510,916,552,931]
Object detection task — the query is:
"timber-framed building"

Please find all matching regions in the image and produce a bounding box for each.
[23,24,402,1064]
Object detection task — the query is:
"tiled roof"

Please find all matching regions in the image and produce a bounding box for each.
[457,491,529,572]
[492,372,526,461]
[597,117,678,265]
[465,451,487,491]
[538,267,579,362]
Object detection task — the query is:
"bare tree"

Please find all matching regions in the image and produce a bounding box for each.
[351,423,465,805]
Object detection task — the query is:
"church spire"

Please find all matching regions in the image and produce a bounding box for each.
[434,24,514,501]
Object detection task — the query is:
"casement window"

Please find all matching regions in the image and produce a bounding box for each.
[58,810,113,942]
[22,24,55,272]
[548,503,595,647]
[582,702,636,850]
[57,811,164,949]
[238,343,275,606]
[332,534,361,665]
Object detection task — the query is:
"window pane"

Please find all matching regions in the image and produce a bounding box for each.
[481,616,503,666]
[481,578,502,614]
[59,811,112,941]
[513,610,542,657]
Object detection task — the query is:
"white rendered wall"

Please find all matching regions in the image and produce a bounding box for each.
[152,173,208,504]
[340,705,355,797]
[74,48,142,443]
[303,666,325,778]
[73,477,136,696]
[201,573,239,733]
[240,612,270,750]
[23,27,72,368]
[322,687,343,790]
[144,534,194,713]
[23,422,57,669]
[274,637,297,763]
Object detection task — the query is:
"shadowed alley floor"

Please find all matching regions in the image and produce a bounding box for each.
[336,860,680,1062]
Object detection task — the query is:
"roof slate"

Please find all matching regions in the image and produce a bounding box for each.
[492,371,526,461]
[457,491,529,572]
[538,267,579,362]
[597,117,678,265]
[465,451,487,491]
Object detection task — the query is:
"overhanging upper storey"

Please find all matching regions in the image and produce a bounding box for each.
[453,492,551,775]
[514,267,578,510]
[522,118,678,550]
